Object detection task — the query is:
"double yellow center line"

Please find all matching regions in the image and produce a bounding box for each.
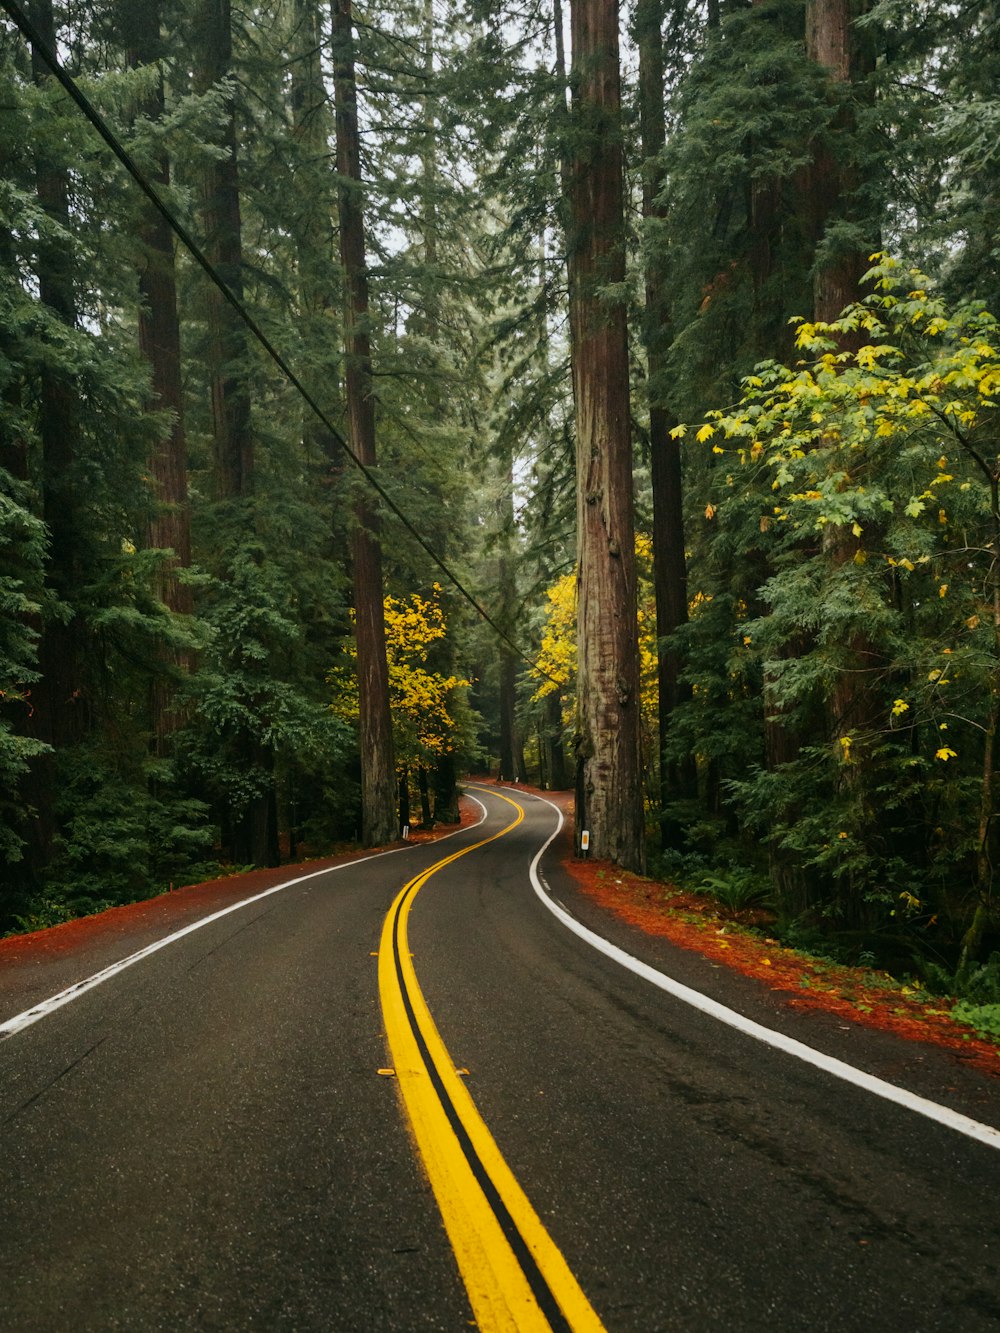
[377,790,606,1332]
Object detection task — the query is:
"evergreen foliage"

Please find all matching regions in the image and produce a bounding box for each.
[1,0,999,988]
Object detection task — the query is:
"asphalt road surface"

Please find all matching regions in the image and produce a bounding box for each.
[2,785,999,1331]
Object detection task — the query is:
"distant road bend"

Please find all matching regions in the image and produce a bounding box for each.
[1,786,999,1331]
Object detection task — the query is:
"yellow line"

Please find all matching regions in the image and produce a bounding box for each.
[378,791,606,1332]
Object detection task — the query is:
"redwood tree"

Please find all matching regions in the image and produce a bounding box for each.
[566,0,644,868]
[122,0,194,753]
[332,0,397,846]
[804,0,873,325]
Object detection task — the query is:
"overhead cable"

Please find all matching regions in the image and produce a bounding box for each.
[1,0,556,684]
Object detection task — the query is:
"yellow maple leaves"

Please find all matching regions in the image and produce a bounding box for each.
[530,535,659,739]
[329,586,471,766]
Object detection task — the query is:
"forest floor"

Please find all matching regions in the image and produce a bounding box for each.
[486,778,1000,1079]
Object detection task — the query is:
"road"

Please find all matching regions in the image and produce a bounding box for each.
[1,786,999,1331]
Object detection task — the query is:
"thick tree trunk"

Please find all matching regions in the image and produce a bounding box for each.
[333,0,397,847]
[566,0,644,869]
[123,0,194,754]
[418,5,461,829]
[804,0,872,328]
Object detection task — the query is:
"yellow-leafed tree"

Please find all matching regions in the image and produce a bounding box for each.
[330,585,472,781]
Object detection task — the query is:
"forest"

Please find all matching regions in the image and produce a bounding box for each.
[1,0,999,1005]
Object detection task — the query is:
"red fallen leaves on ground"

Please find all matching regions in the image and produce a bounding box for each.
[0,806,476,962]
[480,778,998,1077]
[559,852,1000,1078]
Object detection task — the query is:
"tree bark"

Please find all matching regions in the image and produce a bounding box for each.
[804,0,872,328]
[332,0,397,847]
[499,644,517,781]
[566,0,644,869]
[122,0,194,754]
[496,441,522,784]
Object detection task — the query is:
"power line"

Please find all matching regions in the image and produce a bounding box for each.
[0,0,556,684]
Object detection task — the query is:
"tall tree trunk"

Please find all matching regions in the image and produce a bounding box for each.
[332,0,397,847]
[635,0,692,849]
[123,0,194,755]
[566,0,644,869]
[416,6,461,823]
[498,642,517,781]
[496,434,521,784]
[804,0,871,327]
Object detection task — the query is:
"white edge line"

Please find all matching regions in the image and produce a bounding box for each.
[489,786,1000,1153]
[0,796,488,1041]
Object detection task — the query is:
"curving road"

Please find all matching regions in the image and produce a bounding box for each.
[1,786,999,1331]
